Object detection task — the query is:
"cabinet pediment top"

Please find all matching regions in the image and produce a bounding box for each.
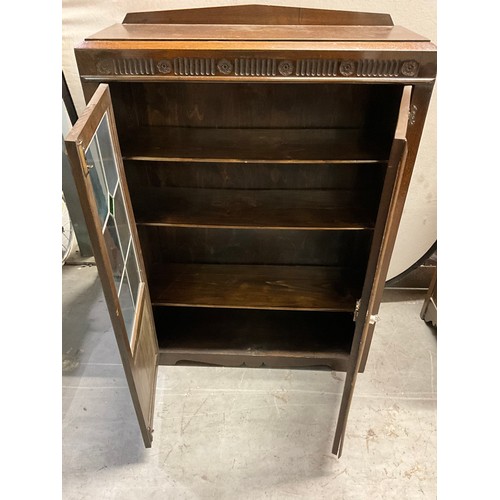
[84,5,430,44]
[77,5,435,81]
[121,4,394,27]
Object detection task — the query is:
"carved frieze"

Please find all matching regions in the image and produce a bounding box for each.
[94,57,420,79]
[97,58,155,76]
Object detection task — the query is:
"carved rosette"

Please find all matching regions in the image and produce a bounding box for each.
[157,59,172,74]
[93,56,424,79]
[96,59,113,75]
[401,60,419,77]
[339,60,356,76]
[217,59,233,75]
[278,60,294,76]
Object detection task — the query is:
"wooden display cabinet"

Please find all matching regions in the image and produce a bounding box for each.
[64,4,436,457]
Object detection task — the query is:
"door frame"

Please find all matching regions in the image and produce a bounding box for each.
[65,83,158,447]
[332,85,413,456]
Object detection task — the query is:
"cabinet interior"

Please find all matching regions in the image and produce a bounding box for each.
[109,81,403,370]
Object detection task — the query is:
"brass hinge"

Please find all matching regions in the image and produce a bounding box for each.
[85,162,94,176]
[409,104,418,126]
[76,140,93,176]
[353,299,361,321]
[354,300,380,325]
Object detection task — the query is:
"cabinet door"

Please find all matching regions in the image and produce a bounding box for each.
[65,84,158,447]
[332,85,413,457]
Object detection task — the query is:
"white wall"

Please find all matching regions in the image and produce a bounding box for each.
[62,0,437,280]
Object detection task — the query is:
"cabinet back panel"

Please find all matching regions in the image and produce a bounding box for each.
[110,82,402,132]
[124,161,386,190]
[154,307,354,355]
[138,226,372,267]
[125,162,386,229]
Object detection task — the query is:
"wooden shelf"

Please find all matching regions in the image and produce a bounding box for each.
[149,263,361,311]
[134,187,377,230]
[122,127,390,163]
[154,307,354,369]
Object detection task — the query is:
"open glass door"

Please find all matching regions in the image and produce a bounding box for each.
[65,84,158,447]
[332,85,413,457]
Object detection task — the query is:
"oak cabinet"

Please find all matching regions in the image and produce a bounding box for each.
[65,4,436,456]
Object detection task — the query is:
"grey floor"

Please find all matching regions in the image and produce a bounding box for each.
[62,257,436,499]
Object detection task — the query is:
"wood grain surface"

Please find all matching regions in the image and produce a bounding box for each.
[149,263,361,311]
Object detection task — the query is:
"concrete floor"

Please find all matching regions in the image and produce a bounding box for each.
[62,259,436,499]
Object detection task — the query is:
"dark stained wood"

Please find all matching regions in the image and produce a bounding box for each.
[70,4,436,456]
[141,226,372,267]
[65,84,109,149]
[76,44,437,83]
[89,24,427,42]
[149,263,362,312]
[159,351,349,370]
[123,5,394,27]
[155,307,353,370]
[76,39,437,56]
[111,82,395,129]
[65,84,158,447]
[357,322,375,373]
[124,161,386,191]
[129,282,146,353]
[330,84,434,457]
[133,187,378,230]
[332,85,413,457]
[110,82,402,143]
[123,127,391,163]
[131,291,158,432]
